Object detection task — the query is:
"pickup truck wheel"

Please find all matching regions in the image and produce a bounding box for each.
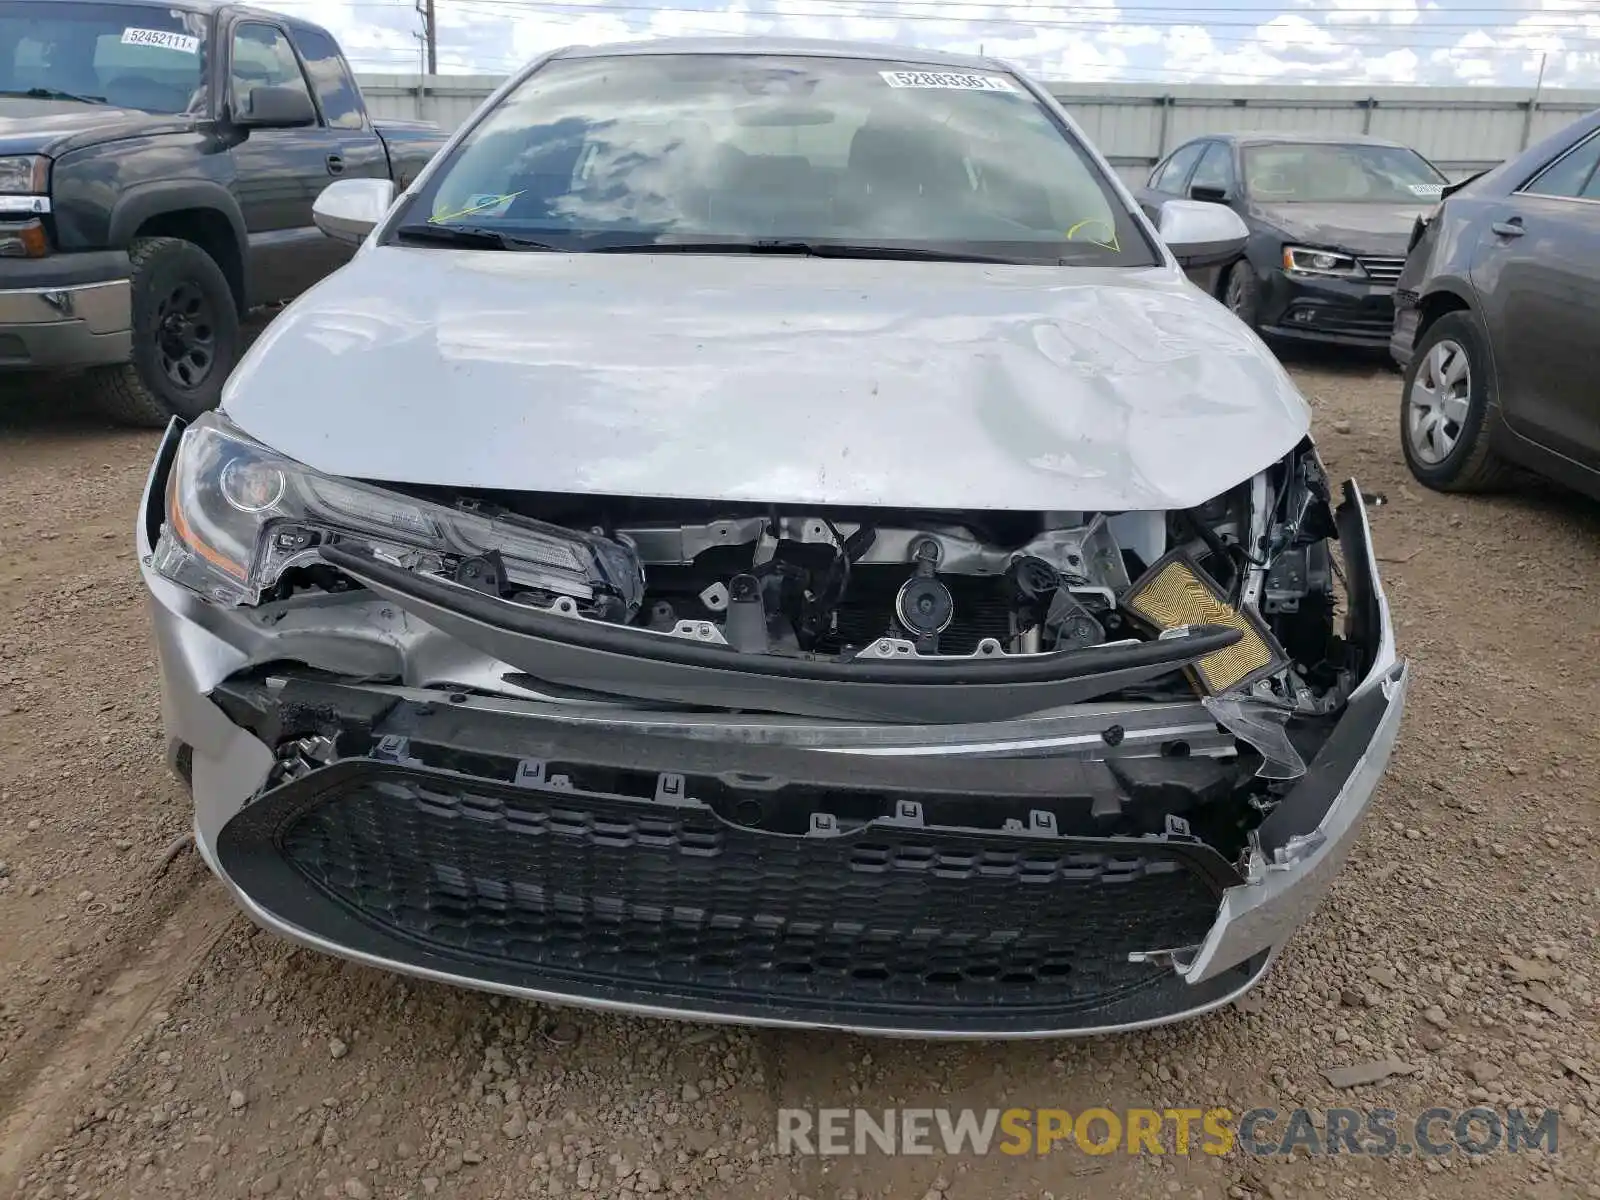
[85,236,240,428]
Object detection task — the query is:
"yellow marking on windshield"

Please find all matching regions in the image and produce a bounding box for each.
[1065,217,1119,253]
[430,191,524,224]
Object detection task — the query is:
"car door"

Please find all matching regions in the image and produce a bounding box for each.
[1470,127,1600,462]
[225,18,350,305]
[285,23,390,273]
[1134,140,1208,223]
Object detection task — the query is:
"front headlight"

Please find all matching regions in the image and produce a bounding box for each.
[152,413,644,615]
[0,155,51,214]
[1281,246,1362,278]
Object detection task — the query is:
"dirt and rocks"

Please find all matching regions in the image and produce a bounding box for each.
[1,348,1598,1200]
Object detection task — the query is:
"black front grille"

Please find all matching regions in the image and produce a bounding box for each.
[218,757,1252,1032]
[1358,255,1406,284]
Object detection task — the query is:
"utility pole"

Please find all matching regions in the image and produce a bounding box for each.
[413,0,435,120]
[416,0,437,76]
[1520,51,1547,151]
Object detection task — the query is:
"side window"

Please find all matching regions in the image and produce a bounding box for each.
[290,26,364,130]
[1189,141,1234,195]
[1521,131,1600,200]
[230,23,313,116]
[1151,142,1205,194]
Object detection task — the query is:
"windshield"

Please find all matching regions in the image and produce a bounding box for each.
[1242,142,1446,203]
[0,2,206,113]
[401,53,1156,266]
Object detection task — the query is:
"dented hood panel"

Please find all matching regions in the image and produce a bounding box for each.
[1249,201,1433,258]
[223,248,1310,511]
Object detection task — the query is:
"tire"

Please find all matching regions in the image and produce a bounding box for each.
[84,236,240,428]
[1399,309,1513,493]
[1222,260,1260,328]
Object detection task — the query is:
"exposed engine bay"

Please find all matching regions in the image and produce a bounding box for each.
[153,412,1382,859]
[148,426,1387,876]
[294,438,1356,722]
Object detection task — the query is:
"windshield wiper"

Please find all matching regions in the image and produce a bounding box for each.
[0,86,108,104]
[393,223,561,251]
[396,227,1055,264]
[591,239,1023,264]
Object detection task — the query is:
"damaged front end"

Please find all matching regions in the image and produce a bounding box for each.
[139,413,1405,1036]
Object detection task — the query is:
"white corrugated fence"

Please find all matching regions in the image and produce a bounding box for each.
[355,73,1600,185]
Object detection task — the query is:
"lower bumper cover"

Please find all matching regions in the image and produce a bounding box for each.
[1259,270,1397,348]
[197,649,1402,1035]
[215,737,1267,1035]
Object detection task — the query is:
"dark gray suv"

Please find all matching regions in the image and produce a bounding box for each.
[1391,108,1600,499]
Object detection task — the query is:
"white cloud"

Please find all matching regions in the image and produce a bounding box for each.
[258,0,1600,87]
[1324,0,1421,28]
[1256,14,1343,59]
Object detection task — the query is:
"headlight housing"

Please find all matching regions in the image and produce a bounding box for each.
[1281,246,1362,278]
[152,413,644,615]
[0,155,51,214]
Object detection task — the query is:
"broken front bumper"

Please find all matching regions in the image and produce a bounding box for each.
[136,425,1407,1037]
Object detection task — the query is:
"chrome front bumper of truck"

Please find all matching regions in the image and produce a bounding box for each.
[0,254,132,370]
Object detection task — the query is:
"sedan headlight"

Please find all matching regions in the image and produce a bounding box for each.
[1281,246,1362,278]
[153,413,643,614]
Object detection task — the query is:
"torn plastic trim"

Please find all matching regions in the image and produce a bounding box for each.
[1179,660,1406,985]
[1177,477,1404,986]
[1338,480,1395,702]
[1201,694,1307,781]
[319,543,1245,723]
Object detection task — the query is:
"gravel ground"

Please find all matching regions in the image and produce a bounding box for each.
[1,344,1597,1200]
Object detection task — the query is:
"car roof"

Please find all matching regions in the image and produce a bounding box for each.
[4,0,223,8]
[6,0,345,32]
[1217,131,1414,151]
[555,36,1006,73]
[2,0,239,12]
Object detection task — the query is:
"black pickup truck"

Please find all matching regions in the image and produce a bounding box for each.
[0,0,444,424]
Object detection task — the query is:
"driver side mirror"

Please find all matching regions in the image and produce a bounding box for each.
[1156,199,1249,268]
[234,84,316,128]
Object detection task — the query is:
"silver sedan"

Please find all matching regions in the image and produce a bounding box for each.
[137,37,1405,1037]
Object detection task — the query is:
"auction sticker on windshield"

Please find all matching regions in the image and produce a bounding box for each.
[879,70,1017,92]
[121,27,200,53]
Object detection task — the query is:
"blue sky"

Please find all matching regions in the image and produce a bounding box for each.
[260,0,1600,87]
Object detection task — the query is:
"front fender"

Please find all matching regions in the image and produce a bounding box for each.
[107,177,247,252]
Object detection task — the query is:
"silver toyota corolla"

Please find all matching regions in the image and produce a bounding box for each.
[137,38,1406,1037]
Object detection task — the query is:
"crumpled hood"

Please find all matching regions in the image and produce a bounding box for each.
[1249,201,1432,257]
[223,248,1310,512]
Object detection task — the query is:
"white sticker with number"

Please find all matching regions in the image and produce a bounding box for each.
[879,70,1017,92]
[1408,183,1444,198]
[121,27,200,54]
